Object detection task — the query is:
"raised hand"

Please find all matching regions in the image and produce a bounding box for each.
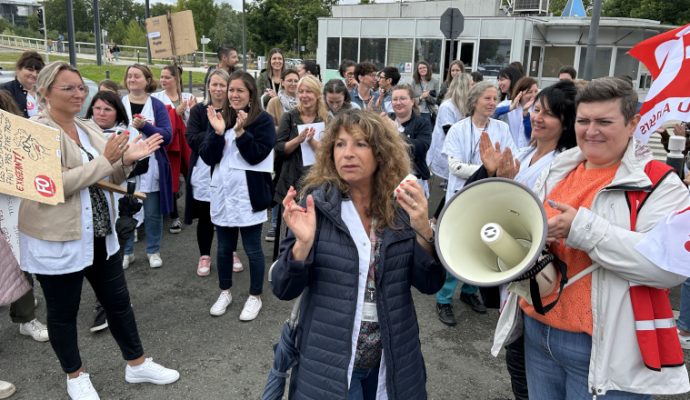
[207,105,226,135]
[479,131,501,176]
[496,147,520,180]
[123,133,164,165]
[282,186,316,261]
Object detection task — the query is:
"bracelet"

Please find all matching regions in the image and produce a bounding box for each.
[412,220,435,244]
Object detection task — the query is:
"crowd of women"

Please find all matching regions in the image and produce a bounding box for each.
[0,48,689,400]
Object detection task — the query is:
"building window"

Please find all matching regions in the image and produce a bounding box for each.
[360,38,386,69]
[614,48,638,80]
[342,38,359,64]
[326,38,340,70]
[542,46,575,78]
[579,47,612,79]
[523,41,530,76]
[477,39,512,77]
[387,38,413,72]
[414,39,442,74]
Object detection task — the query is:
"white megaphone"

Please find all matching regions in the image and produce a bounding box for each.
[435,178,557,299]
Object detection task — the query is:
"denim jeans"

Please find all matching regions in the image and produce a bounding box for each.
[435,272,478,304]
[36,238,144,373]
[123,191,162,255]
[523,315,651,400]
[348,367,379,400]
[677,278,690,332]
[216,224,265,295]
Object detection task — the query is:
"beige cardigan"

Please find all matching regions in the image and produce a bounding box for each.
[18,113,132,241]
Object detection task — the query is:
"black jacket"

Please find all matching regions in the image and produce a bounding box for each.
[272,184,445,399]
[183,102,211,224]
[273,109,324,204]
[389,112,432,180]
[199,111,275,212]
[0,79,29,118]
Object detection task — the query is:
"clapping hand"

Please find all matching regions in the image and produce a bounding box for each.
[207,105,226,135]
[479,131,501,176]
[546,199,577,244]
[234,110,248,136]
[496,147,520,180]
[123,134,164,165]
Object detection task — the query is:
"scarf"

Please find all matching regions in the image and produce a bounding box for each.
[278,90,297,112]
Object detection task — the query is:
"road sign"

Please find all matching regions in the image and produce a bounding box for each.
[440,7,464,39]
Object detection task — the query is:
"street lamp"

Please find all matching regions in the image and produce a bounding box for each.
[200,35,211,67]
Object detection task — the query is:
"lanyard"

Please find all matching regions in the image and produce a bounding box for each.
[469,119,489,162]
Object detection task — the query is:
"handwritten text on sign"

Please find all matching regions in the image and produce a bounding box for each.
[0,110,64,204]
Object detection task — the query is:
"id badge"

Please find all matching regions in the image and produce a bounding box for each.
[362,300,378,322]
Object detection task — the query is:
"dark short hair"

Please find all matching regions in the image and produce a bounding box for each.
[220,71,262,128]
[16,51,44,71]
[86,90,130,126]
[124,64,157,93]
[354,62,377,83]
[470,71,483,83]
[302,60,321,81]
[281,68,299,80]
[217,46,237,59]
[576,77,638,124]
[338,59,356,78]
[380,67,401,85]
[558,65,577,80]
[534,80,578,151]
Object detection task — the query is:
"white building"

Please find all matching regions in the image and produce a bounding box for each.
[317,0,672,95]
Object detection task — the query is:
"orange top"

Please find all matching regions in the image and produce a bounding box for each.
[521,162,619,335]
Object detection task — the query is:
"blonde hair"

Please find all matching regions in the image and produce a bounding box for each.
[302,110,412,229]
[36,61,87,107]
[296,75,329,122]
[446,73,472,117]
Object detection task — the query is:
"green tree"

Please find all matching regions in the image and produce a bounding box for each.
[109,19,128,44]
[208,4,242,51]
[43,0,90,34]
[123,20,146,47]
[549,0,592,16]
[151,3,175,18]
[602,0,690,25]
[98,0,141,35]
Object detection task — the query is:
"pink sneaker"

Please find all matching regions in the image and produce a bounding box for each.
[197,256,211,277]
[233,252,244,272]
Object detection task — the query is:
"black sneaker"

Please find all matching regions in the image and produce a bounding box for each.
[169,218,182,234]
[265,226,276,242]
[460,292,487,314]
[90,305,108,333]
[436,303,457,326]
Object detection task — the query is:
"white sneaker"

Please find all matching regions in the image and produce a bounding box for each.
[122,254,135,270]
[66,372,100,400]
[239,295,262,321]
[125,358,179,385]
[210,291,232,316]
[147,253,163,268]
[19,319,49,342]
[0,380,16,399]
[232,252,244,272]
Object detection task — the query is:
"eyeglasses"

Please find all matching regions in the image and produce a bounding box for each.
[284,79,299,84]
[57,85,88,94]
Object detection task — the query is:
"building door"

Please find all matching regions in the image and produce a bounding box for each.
[443,40,476,80]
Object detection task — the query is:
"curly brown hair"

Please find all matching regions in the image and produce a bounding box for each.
[301,110,412,229]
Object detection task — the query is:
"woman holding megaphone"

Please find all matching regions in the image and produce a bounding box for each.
[493,77,690,399]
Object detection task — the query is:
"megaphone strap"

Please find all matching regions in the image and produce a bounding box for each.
[514,251,555,281]
[531,256,569,315]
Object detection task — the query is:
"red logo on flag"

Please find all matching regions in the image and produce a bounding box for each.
[629,24,690,139]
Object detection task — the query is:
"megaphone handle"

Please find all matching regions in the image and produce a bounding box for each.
[531,257,568,315]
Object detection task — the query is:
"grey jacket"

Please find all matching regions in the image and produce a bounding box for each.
[272,184,445,400]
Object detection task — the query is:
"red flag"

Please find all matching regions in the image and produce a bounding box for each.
[628,24,690,142]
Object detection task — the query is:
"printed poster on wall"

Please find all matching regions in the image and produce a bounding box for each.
[0,109,64,205]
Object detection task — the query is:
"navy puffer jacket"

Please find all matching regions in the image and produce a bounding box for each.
[272,184,445,400]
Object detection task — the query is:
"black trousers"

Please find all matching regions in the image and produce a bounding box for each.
[9,272,35,323]
[506,334,529,400]
[36,237,144,373]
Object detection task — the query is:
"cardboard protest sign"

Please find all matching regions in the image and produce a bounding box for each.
[0,109,63,205]
[146,10,198,59]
